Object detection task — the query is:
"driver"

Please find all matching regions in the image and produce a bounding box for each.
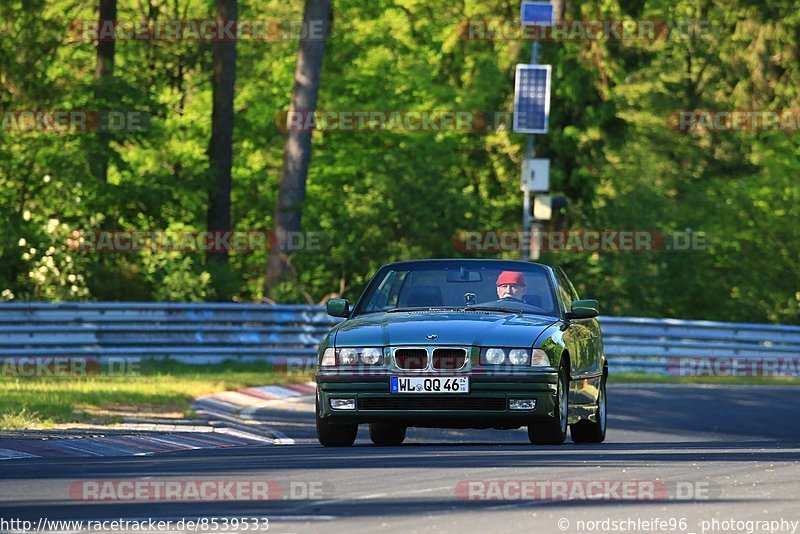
[496,271,527,301]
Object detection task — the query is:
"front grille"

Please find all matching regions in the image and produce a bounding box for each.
[359,397,506,411]
[433,348,467,370]
[395,349,427,370]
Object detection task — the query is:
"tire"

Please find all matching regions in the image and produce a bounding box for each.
[315,398,358,447]
[528,362,569,445]
[570,371,607,444]
[369,423,407,446]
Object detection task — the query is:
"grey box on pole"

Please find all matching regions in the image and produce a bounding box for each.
[533,195,553,220]
[520,158,550,192]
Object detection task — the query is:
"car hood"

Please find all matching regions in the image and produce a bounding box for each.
[334,310,558,347]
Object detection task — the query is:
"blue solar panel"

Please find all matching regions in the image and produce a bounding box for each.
[513,65,551,134]
[521,2,554,26]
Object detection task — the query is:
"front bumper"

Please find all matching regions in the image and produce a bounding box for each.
[316,372,558,427]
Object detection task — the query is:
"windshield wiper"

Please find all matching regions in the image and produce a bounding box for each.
[384,306,534,314]
[386,307,465,313]
[464,305,522,314]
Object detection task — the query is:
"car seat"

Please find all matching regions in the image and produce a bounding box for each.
[404,285,444,307]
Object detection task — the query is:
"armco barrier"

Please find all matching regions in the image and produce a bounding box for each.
[601,316,800,374]
[0,303,797,374]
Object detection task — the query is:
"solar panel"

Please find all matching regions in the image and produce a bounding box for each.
[513,64,551,134]
[520,2,554,26]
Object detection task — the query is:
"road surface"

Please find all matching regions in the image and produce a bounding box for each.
[1,385,799,534]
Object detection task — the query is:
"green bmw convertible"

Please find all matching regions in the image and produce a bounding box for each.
[315,259,607,447]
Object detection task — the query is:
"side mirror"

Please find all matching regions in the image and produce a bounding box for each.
[326,298,351,318]
[566,299,599,320]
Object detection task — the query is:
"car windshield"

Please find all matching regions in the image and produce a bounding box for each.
[355,260,558,317]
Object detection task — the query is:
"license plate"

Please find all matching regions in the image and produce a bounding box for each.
[390,376,469,394]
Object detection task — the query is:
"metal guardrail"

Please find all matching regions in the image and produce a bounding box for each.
[601,316,800,374]
[0,303,798,374]
[0,303,335,364]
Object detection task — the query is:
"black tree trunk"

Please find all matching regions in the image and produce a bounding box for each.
[206,0,238,272]
[264,0,332,297]
[91,0,116,183]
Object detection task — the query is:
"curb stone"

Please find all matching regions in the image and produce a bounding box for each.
[191,381,318,444]
[0,382,317,460]
[0,423,276,461]
[0,383,317,461]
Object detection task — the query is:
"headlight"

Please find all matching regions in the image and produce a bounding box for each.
[484,348,506,364]
[324,347,384,366]
[360,347,382,364]
[339,348,359,365]
[482,348,538,365]
[531,349,551,366]
[508,349,530,365]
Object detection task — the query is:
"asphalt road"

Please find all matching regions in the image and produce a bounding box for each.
[1,385,799,534]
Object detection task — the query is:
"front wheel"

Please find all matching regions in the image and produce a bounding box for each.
[369,423,406,446]
[570,372,607,444]
[528,363,568,445]
[316,398,358,447]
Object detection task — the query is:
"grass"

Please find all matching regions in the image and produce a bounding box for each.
[2,362,797,430]
[0,360,312,430]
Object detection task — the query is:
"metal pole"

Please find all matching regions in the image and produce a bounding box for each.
[522,40,540,261]
[522,169,530,260]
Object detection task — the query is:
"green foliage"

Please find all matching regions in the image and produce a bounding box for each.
[0,0,797,324]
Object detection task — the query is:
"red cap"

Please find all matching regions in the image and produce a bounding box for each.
[496,271,526,287]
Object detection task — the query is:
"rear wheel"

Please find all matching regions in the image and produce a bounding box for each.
[570,371,607,444]
[369,423,407,446]
[316,398,358,447]
[528,362,568,445]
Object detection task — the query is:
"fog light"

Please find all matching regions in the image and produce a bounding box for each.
[330,398,356,410]
[509,399,537,411]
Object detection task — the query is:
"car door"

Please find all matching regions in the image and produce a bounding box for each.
[554,267,602,407]
[554,267,598,376]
